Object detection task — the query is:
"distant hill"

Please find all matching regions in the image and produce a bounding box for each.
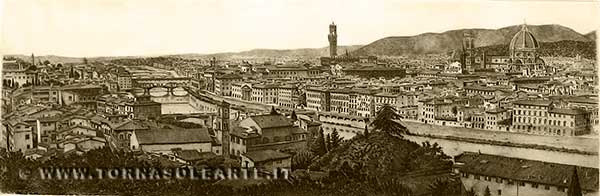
[167,45,363,59]
[2,45,363,64]
[352,24,593,56]
[2,54,145,64]
[474,40,596,59]
[585,31,596,40]
[3,55,85,64]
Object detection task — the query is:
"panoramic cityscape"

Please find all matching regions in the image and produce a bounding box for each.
[1,1,599,196]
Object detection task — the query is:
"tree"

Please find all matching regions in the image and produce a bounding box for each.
[70,66,74,78]
[43,60,51,65]
[298,93,307,107]
[83,57,88,64]
[465,187,476,196]
[371,104,409,137]
[325,134,332,152]
[290,110,297,121]
[484,186,491,196]
[310,128,327,156]
[292,151,314,170]
[330,129,342,149]
[363,124,369,138]
[568,167,583,196]
[428,178,450,195]
[270,106,278,115]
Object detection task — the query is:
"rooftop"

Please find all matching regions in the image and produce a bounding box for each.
[549,108,588,115]
[455,152,598,191]
[513,100,553,107]
[136,128,212,145]
[248,114,294,129]
[243,149,291,163]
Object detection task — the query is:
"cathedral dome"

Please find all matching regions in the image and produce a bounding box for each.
[509,24,539,51]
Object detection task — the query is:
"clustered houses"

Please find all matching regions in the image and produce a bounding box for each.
[512,100,590,136]
[2,104,110,157]
[0,101,220,162]
[188,49,597,139]
[96,93,162,121]
[8,83,104,112]
[230,81,303,111]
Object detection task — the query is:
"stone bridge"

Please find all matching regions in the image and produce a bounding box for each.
[134,77,191,96]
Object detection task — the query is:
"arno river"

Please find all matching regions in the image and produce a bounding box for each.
[406,135,598,168]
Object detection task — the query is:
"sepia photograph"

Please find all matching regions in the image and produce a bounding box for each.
[0,0,599,195]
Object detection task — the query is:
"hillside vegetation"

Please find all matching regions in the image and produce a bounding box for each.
[352,24,594,56]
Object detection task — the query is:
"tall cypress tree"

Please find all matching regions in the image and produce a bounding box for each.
[70,65,74,78]
[310,128,327,156]
[270,106,278,115]
[568,167,583,196]
[483,186,491,196]
[330,129,342,149]
[290,110,297,121]
[325,134,332,152]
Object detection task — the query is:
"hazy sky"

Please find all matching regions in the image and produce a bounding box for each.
[1,0,599,57]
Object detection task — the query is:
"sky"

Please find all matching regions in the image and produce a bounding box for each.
[0,0,599,57]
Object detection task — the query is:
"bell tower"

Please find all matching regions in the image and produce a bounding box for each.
[219,101,231,157]
[328,22,337,58]
[462,31,475,72]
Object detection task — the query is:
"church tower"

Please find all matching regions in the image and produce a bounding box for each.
[219,101,231,157]
[462,31,475,72]
[328,22,337,58]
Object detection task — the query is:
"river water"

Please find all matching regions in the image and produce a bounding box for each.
[405,135,598,168]
[161,103,202,114]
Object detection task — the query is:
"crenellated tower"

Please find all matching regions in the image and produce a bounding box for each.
[328,22,337,58]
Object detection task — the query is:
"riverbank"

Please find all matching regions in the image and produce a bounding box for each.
[399,120,599,153]
[410,132,598,156]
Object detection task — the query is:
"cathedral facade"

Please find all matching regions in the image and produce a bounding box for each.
[455,23,547,76]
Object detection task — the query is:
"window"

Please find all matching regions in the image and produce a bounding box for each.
[497,190,502,195]
[545,185,550,190]
[532,183,538,188]
[558,187,565,192]
[25,134,30,140]
[519,182,525,187]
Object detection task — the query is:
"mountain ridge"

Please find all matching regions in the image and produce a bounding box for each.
[352,24,594,56]
[3,24,595,62]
